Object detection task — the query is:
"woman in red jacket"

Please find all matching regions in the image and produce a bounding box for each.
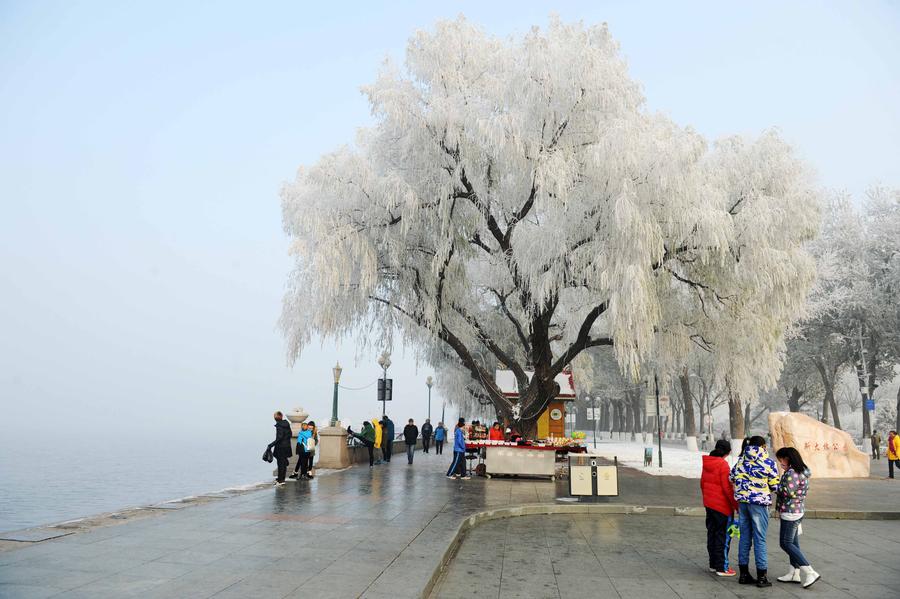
[701,439,739,577]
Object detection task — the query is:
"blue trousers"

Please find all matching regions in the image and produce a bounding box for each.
[447,451,466,476]
[738,502,769,570]
[779,518,809,567]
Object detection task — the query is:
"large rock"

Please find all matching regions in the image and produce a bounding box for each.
[768,412,870,478]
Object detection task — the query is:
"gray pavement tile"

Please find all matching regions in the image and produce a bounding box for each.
[555,574,617,598]
[52,573,171,598]
[119,559,198,580]
[0,583,62,599]
[154,548,231,565]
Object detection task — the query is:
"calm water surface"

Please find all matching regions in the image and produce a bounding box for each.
[0,431,273,533]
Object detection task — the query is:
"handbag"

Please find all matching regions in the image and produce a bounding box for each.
[262,446,274,463]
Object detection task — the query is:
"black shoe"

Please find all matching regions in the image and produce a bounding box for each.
[756,570,772,588]
[288,473,299,479]
[738,565,757,585]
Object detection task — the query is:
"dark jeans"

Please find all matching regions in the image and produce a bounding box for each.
[406,443,415,464]
[307,451,315,473]
[738,502,769,570]
[293,445,308,476]
[705,507,729,571]
[422,436,431,453]
[779,518,809,567]
[435,440,444,454]
[447,451,466,477]
[276,456,288,482]
[383,440,392,462]
[349,432,376,466]
[889,459,898,478]
[872,445,880,460]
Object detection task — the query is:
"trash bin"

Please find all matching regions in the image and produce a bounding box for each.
[569,454,618,497]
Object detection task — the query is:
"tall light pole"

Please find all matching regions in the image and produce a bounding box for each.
[377,351,391,417]
[654,373,663,468]
[426,376,433,420]
[330,362,342,426]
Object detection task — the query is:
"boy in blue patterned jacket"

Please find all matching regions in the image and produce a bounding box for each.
[729,435,779,588]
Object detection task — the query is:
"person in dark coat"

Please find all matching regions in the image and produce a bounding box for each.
[421,419,434,453]
[404,419,419,464]
[381,416,395,463]
[268,411,292,485]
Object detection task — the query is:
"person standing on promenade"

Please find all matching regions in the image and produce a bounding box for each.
[372,416,384,465]
[268,411,292,486]
[421,419,434,454]
[489,422,505,441]
[348,422,376,467]
[381,415,395,463]
[404,419,419,464]
[871,430,882,460]
[774,446,820,588]
[289,421,312,480]
[446,418,470,479]
[730,435,779,587]
[434,422,447,455]
[306,421,318,478]
[888,430,900,478]
[701,439,739,577]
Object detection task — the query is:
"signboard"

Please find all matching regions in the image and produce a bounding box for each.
[865,399,875,411]
[377,378,393,402]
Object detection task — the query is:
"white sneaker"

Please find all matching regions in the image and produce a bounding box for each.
[799,566,820,588]
[777,567,800,583]
[462,476,471,480]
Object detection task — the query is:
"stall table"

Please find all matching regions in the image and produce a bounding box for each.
[466,442,585,480]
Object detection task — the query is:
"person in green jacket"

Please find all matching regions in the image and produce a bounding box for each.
[348,422,376,467]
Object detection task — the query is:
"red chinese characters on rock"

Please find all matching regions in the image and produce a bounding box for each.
[802,441,848,452]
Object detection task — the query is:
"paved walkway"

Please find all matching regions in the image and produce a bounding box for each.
[431,513,900,599]
[0,450,897,598]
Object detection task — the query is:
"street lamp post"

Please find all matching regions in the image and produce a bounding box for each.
[330,362,343,426]
[654,373,663,468]
[377,351,391,417]
[426,376,433,421]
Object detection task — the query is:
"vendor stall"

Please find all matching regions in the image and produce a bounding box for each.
[465,441,586,479]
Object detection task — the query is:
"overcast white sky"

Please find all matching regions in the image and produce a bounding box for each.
[1,1,898,441]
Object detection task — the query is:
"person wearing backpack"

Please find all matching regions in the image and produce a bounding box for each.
[289,422,313,480]
[434,422,447,455]
[730,435,780,587]
[305,421,318,478]
[774,446,820,588]
[701,439,739,577]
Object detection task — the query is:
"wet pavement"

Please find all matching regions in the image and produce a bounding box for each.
[431,513,900,599]
[0,449,897,598]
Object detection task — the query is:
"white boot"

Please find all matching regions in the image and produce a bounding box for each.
[799,565,820,588]
[777,567,800,583]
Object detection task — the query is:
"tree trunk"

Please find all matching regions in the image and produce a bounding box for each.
[896,383,900,432]
[679,369,697,437]
[743,401,752,435]
[787,386,803,413]
[813,356,840,428]
[728,387,745,439]
[625,395,634,441]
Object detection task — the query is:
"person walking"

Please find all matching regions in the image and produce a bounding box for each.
[404,419,419,464]
[268,411,292,486]
[421,419,434,454]
[446,418,470,479]
[306,421,318,478]
[774,446,820,588]
[434,422,447,455]
[888,430,900,478]
[289,422,312,480]
[372,416,384,465]
[730,435,779,587]
[701,439,739,577]
[381,415,395,463]
[348,422,376,467]
[871,430,882,460]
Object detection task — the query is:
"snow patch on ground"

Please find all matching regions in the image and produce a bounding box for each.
[578,436,737,479]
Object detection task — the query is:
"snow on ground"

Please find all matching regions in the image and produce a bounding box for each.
[577,435,737,479]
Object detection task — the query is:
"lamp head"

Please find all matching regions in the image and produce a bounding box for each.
[332,362,343,383]
[426,376,433,388]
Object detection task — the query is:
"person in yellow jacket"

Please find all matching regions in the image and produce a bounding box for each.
[372,417,384,465]
[887,430,900,479]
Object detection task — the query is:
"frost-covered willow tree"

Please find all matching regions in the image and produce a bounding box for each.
[281,18,820,436]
